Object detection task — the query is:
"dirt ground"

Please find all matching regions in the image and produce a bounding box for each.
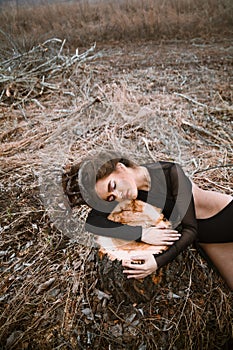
[0,39,233,349]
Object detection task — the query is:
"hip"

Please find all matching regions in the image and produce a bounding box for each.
[197,200,233,243]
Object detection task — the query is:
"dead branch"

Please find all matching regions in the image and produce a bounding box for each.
[0,39,101,106]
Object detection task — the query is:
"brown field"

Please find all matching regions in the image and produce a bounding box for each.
[0,0,233,349]
[0,0,233,54]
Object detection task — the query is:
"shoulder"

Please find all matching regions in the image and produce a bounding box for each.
[143,161,177,172]
[143,161,179,189]
[144,161,189,185]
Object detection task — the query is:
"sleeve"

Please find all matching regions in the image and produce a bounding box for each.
[154,163,198,269]
[85,208,142,241]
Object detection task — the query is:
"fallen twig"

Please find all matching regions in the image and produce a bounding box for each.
[0,39,101,105]
[174,92,207,108]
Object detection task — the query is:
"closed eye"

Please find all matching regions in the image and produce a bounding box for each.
[106,194,115,202]
[106,180,116,202]
[108,180,116,192]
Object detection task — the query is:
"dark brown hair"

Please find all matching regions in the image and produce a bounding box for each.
[95,153,137,181]
[62,162,85,207]
[63,150,137,209]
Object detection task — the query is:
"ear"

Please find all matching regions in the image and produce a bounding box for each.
[115,162,126,172]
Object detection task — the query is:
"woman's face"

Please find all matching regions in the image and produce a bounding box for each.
[95,163,138,202]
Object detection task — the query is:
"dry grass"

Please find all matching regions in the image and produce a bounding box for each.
[0,3,233,347]
[0,37,232,348]
[0,0,232,55]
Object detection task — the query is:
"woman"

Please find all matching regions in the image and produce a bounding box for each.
[63,151,233,290]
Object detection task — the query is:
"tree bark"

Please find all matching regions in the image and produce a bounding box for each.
[96,200,171,303]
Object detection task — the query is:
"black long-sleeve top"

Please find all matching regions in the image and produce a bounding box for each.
[85,161,197,268]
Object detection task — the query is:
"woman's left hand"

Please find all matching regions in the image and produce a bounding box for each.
[122,254,158,279]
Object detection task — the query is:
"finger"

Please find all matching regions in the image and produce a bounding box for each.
[123,263,145,270]
[122,258,145,265]
[127,273,147,279]
[122,261,142,270]
[163,237,180,241]
[123,269,145,275]
[122,259,132,266]
[124,273,147,280]
[122,260,138,267]
[163,236,180,241]
[130,256,147,260]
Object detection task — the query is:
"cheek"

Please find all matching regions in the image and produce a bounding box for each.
[132,182,138,198]
[132,187,138,198]
[126,180,138,198]
[130,179,137,191]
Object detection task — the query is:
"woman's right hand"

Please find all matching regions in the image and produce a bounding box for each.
[141,227,181,245]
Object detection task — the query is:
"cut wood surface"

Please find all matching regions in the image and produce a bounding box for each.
[96,199,170,262]
[95,200,172,302]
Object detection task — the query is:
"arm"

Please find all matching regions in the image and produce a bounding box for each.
[154,163,197,268]
[85,208,142,241]
[122,163,198,278]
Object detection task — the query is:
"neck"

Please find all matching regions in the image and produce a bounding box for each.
[132,166,151,191]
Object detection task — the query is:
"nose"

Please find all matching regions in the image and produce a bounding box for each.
[112,189,122,200]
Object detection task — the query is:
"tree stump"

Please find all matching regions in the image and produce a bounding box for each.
[96,200,171,303]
